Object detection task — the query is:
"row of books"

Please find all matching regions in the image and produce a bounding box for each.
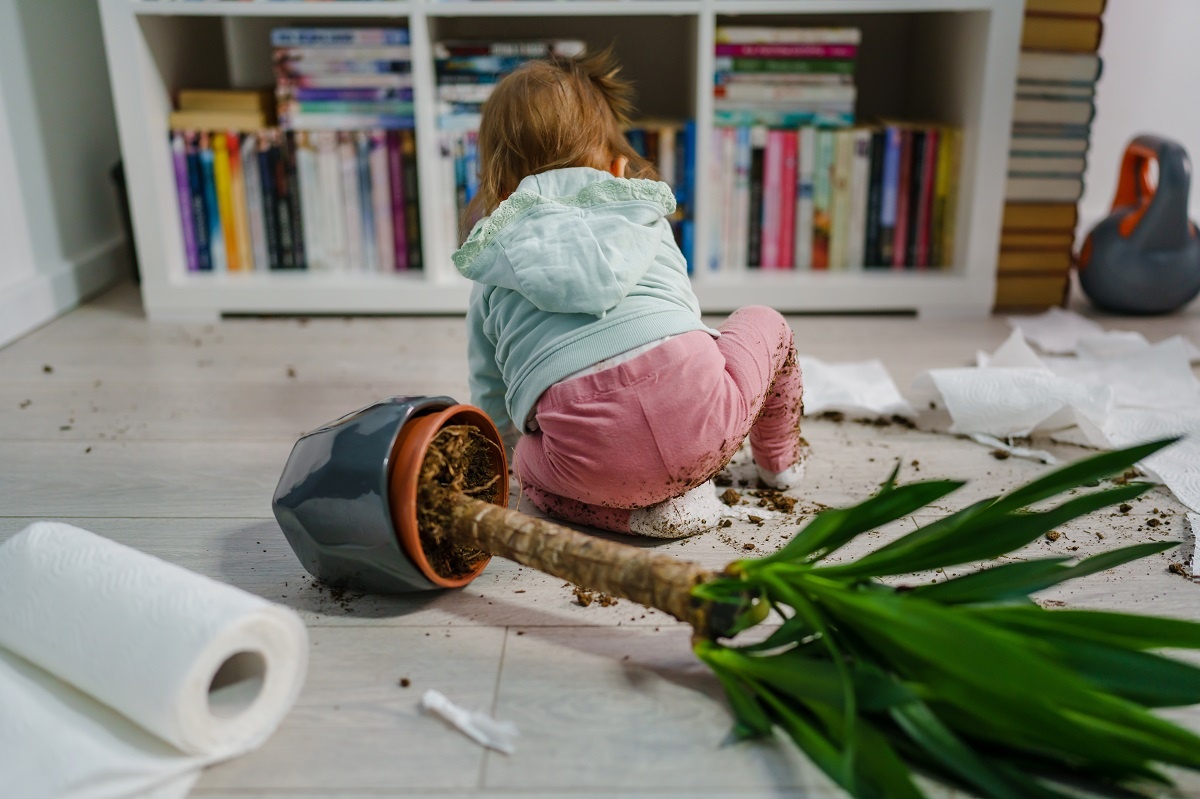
[273,27,415,130]
[713,26,859,129]
[169,128,423,273]
[997,0,1105,309]
[708,123,961,273]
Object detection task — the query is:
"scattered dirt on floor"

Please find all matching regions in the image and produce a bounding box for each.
[1169,562,1191,578]
[990,449,1011,460]
[1045,531,1061,542]
[748,489,798,514]
[571,586,617,607]
[719,488,742,506]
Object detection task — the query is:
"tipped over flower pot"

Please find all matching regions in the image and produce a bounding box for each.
[275,396,1200,799]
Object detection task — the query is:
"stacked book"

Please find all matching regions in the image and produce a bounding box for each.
[273,27,414,131]
[168,90,422,274]
[713,26,860,129]
[998,0,1106,309]
[433,39,695,265]
[708,122,962,272]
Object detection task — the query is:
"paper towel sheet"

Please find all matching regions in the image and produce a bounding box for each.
[798,356,916,418]
[1009,307,1200,363]
[0,522,309,799]
[914,325,1200,513]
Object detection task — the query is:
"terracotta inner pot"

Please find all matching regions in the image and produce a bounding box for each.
[388,404,508,588]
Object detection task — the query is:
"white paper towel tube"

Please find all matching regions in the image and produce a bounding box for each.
[0,522,308,759]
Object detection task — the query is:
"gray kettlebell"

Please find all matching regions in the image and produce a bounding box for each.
[1078,134,1200,314]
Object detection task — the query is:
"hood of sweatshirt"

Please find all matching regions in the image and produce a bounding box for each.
[452,167,677,318]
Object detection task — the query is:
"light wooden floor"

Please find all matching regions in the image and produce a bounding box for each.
[4,281,1200,799]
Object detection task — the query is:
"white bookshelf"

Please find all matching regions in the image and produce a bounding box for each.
[99,0,1022,321]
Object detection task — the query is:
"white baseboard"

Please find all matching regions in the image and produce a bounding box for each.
[0,237,128,349]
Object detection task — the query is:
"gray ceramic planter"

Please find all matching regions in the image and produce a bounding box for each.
[272,395,461,594]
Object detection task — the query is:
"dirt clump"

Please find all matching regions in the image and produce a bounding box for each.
[417,424,501,580]
[990,449,1011,460]
[749,488,797,514]
[719,488,742,506]
[572,585,617,607]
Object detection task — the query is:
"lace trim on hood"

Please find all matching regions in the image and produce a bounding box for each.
[452,177,676,273]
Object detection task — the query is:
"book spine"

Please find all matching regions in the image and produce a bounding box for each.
[240,134,269,272]
[716,26,861,45]
[283,113,415,131]
[272,135,297,270]
[942,129,963,268]
[828,130,852,271]
[892,129,914,269]
[386,130,407,270]
[746,126,767,268]
[846,129,872,270]
[732,126,751,271]
[274,46,412,62]
[811,129,834,270]
[369,131,395,273]
[200,135,227,273]
[400,129,422,270]
[711,127,730,272]
[276,74,414,89]
[294,132,326,272]
[437,55,535,74]
[271,28,410,47]
[356,132,377,272]
[713,108,855,128]
[293,101,415,116]
[657,125,676,196]
[760,129,783,269]
[278,60,412,77]
[794,126,815,270]
[171,132,199,273]
[257,139,281,270]
[339,133,363,271]
[879,126,901,266]
[915,129,940,269]
[778,129,798,271]
[904,130,926,268]
[227,133,254,271]
[186,135,211,272]
[863,129,886,268]
[211,133,240,272]
[714,83,857,104]
[289,87,413,102]
[314,131,347,272]
[284,133,306,269]
[712,57,857,75]
[714,43,858,59]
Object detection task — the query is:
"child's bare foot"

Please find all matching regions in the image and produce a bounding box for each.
[628,481,774,538]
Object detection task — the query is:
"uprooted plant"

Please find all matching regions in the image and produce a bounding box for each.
[421,431,1200,798]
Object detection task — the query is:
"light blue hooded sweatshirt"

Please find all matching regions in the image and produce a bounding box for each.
[453,167,719,435]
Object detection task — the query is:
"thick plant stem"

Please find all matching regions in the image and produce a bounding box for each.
[435,488,722,635]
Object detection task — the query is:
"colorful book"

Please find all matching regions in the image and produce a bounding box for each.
[288,87,413,102]
[714,108,855,129]
[240,133,269,273]
[227,133,254,271]
[199,134,226,273]
[713,127,734,271]
[713,57,856,75]
[171,132,199,273]
[386,131,408,270]
[715,27,862,45]
[733,126,752,271]
[271,28,410,48]
[1021,14,1104,53]
[283,133,306,269]
[400,129,422,270]
[892,129,914,269]
[828,130,853,270]
[294,132,326,271]
[211,132,240,272]
[185,134,211,272]
[778,129,798,270]
[811,129,835,270]
[940,128,963,268]
[257,136,281,270]
[339,132,364,271]
[760,129,784,269]
[1002,202,1079,230]
[356,132,378,272]
[369,131,395,273]
[863,129,886,267]
[914,128,939,269]
[746,126,767,268]
[1025,0,1106,14]
[314,131,347,272]
[714,44,858,59]
[878,126,902,267]
[846,128,872,270]
[794,126,816,271]
[903,129,928,268]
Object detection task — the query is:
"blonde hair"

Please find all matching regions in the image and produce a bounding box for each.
[464,46,656,233]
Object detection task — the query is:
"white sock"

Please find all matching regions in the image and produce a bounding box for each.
[755,459,806,491]
[628,481,775,539]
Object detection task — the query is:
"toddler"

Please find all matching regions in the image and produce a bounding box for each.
[454,48,806,537]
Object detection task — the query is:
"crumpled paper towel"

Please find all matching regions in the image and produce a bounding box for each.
[798,356,916,418]
[0,522,309,799]
[914,315,1200,513]
[421,688,519,754]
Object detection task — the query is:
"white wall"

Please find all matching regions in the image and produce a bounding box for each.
[0,0,126,348]
[1078,0,1200,241]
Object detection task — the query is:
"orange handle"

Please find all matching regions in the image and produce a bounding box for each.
[1112,141,1159,239]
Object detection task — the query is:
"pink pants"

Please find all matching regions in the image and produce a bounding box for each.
[513,305,804,533]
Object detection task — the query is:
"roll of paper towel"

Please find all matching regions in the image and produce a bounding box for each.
[0,522,309,799]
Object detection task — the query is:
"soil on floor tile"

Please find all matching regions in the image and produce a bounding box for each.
[417,424,501,580]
